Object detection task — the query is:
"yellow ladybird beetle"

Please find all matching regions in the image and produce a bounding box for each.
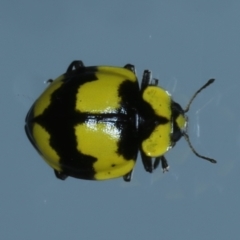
[25,60,216,181]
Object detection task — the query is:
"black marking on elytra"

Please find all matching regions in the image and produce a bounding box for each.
[32,67,100,179]
[116,80,140,160]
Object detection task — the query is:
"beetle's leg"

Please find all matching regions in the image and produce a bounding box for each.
[46,79,53,84]
[160,156,169,172]
[154,156,169,172]
[161,156,169,172]
[123,170,133,182]
[124,64,136,74]
[141,70,152,90]
[66,60,84,73]
[54,170,68,180]
[153,157,161,170]
[141,150,153,173]
[151,78,159,86]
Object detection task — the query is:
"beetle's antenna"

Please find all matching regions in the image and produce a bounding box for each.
[183,132,217,163]
[184,79,215,113]
[183,78,216,163]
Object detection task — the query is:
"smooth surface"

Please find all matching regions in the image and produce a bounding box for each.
[1,1,239,239]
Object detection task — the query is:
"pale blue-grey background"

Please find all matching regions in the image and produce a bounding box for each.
[1,1,239,239]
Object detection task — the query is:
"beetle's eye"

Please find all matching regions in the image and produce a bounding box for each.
[171,129,183,143]
[172,101,184,114]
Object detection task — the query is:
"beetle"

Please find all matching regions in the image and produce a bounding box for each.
[25,60,216,181]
